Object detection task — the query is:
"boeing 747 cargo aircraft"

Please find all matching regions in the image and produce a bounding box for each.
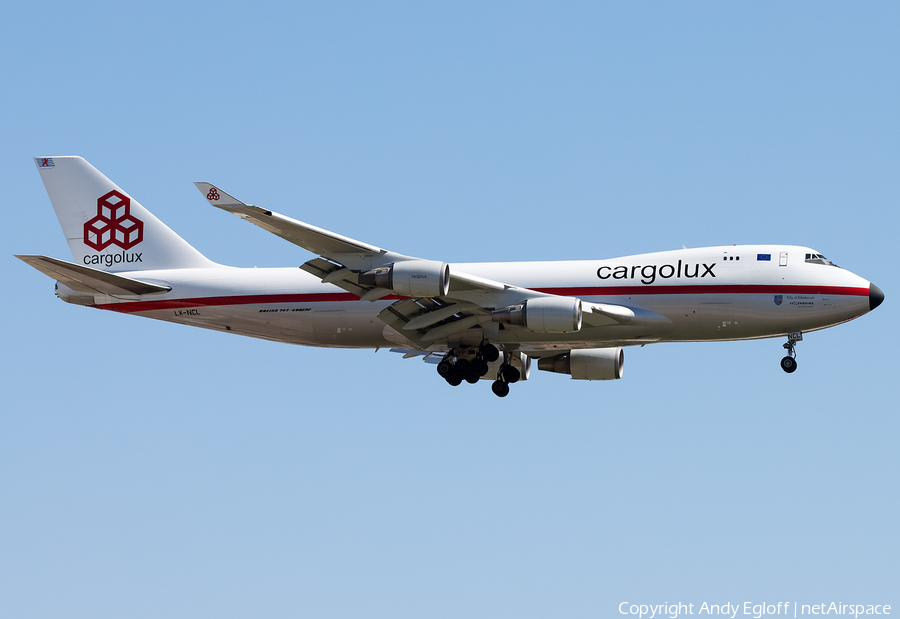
[18,157,884,397]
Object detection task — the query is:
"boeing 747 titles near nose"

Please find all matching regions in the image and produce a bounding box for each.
[18,157,884,397]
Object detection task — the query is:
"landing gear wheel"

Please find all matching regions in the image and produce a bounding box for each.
[465,374,481,384]
[471,358,489,377]
[501,365,520,383]
[437,360,454,377]
[454,358,470,376]
[481,343,500,362]
[491,380,510,397]
[780,356,797,373]
[446,373,463,386]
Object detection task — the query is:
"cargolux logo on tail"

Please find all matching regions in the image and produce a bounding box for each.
[84,190,144,250]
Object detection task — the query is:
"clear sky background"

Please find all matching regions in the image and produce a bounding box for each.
[2,2,897,618]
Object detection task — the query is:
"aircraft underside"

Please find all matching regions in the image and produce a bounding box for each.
[95,280,877,397]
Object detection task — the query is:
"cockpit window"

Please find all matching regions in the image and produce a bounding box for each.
[805,252,837,266]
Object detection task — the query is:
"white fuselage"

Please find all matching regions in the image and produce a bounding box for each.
[61,244,874,355]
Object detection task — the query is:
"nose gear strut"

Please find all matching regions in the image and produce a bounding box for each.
[780,332,802,373]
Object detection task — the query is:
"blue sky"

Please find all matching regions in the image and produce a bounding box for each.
[2,2,897,617]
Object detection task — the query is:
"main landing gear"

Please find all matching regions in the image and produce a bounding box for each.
[491,363,520,398]
[781,332,802,373]
[437,342,523,397]
[437,343,497,386]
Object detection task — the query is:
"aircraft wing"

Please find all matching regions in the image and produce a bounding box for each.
[194,183,397,269]
[15,255,171,296]
[195,182,513,295]
[196,184,645,347]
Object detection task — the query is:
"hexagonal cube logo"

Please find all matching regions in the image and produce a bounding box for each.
[84,216,114,249]
[83,190,144,251]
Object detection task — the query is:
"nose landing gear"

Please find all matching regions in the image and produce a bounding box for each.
[781,332,802,373]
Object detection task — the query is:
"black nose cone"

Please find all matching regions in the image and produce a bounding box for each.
[870,283,884,311]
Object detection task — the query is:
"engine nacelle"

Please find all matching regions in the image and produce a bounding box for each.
[492,296,582,333]
[537,348,624,380]
[358,260,450,297]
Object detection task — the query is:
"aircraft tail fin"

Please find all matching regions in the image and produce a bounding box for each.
[33,156,216,272]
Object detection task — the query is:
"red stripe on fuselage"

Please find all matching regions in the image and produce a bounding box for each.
[95,292,396,313]
[535,285,870,297]
[94,284,869,314]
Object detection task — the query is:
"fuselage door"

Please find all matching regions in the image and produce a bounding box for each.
[779,251,789,266]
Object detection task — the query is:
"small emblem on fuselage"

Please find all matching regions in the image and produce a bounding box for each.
[774,295,783,306]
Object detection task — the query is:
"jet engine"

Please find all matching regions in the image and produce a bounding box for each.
[537,348,624,380]
[358,260,450,297]
[491,296,582,333]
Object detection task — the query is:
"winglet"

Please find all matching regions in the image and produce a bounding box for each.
[194,183,249,210]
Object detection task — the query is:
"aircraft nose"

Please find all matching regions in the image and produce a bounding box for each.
[870,283,884,311]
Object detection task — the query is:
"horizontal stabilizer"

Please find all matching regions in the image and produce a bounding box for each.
[15,255,171,296]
